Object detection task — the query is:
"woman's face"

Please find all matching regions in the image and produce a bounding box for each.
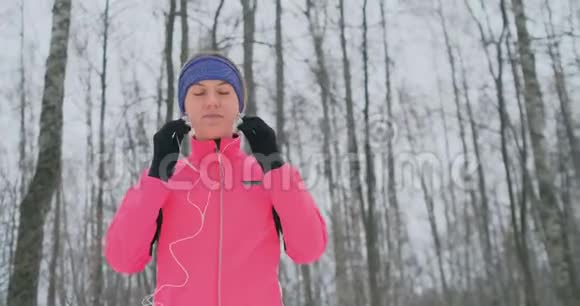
[184,79,240,140]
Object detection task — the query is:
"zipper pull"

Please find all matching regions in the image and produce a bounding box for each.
[214,138,221,153]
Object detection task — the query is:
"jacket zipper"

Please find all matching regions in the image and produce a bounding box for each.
[215,139,223,306]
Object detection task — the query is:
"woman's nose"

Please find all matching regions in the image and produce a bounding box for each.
[205,91,221,108]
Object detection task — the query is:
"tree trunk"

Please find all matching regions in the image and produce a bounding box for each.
[361,1,381,305]
[304,1,350,305]
[438,4,480,303]
[544,0,580,290]
[465,1,522,304]
[543,0,580,188]
[504,5,539,305]
[180,0,188,66]
[300,257,315,306]
[339,0,368,303]
[18,0,28,198]
[58,218,67,306]
[156,58,165,129]
[79,41,93,306]
[46,186,62,306]
[379,1,401,305]
[401,92,452,306]
[493,6,526,306]
[241,0,257,115]
[433,6,459,270]
[6,0,71,304]
[91,1,110,305]
[211,0,226,50]
[275,0,286,150]
[511,0,580,304]
[458,44,488,306]
[568,0,580,71]
[164,0,176,122]
[60,185,76,306]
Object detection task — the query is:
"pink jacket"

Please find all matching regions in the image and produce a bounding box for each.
[105,134,327,306]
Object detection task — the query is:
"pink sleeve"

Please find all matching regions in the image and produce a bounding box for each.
[104,170,170,274]
[264,163,328,264]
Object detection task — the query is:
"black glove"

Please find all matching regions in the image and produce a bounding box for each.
[237,116,285,173]
[148,119,191,181]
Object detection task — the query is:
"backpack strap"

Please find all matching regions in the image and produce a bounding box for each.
[148,208,285,256]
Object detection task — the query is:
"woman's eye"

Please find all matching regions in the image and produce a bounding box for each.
[218,91,230,95]
[193,92,205,96]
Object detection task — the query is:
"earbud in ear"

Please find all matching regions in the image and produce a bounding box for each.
[234,113,243,133]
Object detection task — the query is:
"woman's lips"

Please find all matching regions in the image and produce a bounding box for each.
[202,114,224,118]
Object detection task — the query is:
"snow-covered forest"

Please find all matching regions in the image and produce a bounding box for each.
[1,0,579,305]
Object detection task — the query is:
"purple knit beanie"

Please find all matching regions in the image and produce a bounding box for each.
[177,54,245,114]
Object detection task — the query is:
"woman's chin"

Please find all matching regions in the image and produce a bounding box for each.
[195,129,233,140]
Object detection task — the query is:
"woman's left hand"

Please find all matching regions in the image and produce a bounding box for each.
[237,116,284,172]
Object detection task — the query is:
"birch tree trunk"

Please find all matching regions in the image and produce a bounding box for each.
[6,0,71,304]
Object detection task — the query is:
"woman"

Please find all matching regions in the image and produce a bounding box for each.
[104,52,327,306]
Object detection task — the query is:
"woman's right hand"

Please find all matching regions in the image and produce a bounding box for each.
[148,118,191,181]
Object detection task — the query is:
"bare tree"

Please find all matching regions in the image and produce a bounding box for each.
[567,0,580,70]
[338,0,369,304]
[275,0,286,150]
[361,1,382,305]
[288,95,316,306]
[511,0,580,304]
[241,0,257,115]
[46,186,62,306]
[379,2,406,305]
[180,0,189,66]
[18,0,28,198]
[542,0,580,188]
[6,0,72,304]
[434,2,468,299]
[400,90,452,306]
[164,0,177,122]
[303,1,350,305]
[212,0,226,50]
[156,57,165,129]
[91,0,110,304]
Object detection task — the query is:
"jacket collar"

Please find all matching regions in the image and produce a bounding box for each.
[187,133,242,164]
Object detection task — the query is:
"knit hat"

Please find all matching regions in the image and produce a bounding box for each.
[177,54,245,114]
